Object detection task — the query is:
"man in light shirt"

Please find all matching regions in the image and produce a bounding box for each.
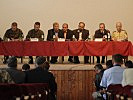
[122,60,133,86]
[100,54,124,88]
[112,22,128,41]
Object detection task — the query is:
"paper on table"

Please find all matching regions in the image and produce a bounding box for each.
[94,38,103,42]
[30,38,39,41]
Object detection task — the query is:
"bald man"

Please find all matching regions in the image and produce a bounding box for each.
[73,22,89,64]
[112,22,128,61]
[112,22,128,41]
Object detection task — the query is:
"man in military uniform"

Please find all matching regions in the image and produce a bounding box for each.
[73,22,89,64]
[61,23,73,62]
[26,22,44,64]
[94,23,110,63]
[47,22,62,64]
[3,22,24,64]
[112,22,128,41]
[112,22,128,61]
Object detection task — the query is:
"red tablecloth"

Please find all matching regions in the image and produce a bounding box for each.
[0,41,133,56]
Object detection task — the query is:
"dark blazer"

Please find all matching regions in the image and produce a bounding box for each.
[94,29,110,39]
[25,67,57,94]
[73,29,89,41]
[6,67,25,84]
[61,29,73,41]
[47,29,63,41]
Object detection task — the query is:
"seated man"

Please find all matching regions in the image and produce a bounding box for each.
[122,60,133,86]
[22,64,30,71]
[0,68,14,83]
[100,54,124,88]
[73,22,89,64]
[26,22,44,64]
[112,22,128,41]
[94,64,105,91]
[61,23,73,62]
[3,22,24,64]
[25,56,57,99]
[124,60,133,68]
[112,22,128,62]
[6,57,25,83]
[94,23,110,63]
[47,22,63,64]
[106,60,113,69]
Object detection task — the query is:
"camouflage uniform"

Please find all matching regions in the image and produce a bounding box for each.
[3,28,24,41]
[26,29,44,41]
[0,69,14,83]
[26,29,44,64]
[3,28,24,64]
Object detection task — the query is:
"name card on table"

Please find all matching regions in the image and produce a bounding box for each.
[94,38,103,42]
[58,38,65,42]
[30,38,39,41]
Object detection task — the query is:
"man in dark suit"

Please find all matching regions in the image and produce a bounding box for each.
[94,23,110,63]
[61,23,73,62]
[25,56,57,99]
[47,22,63,64]
[73,22,89,64]
[6,57,25,83]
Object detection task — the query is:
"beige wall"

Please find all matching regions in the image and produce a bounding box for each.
[0,0,133,41]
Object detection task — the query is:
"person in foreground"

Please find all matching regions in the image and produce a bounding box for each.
[94,64,105,91]
[22,63,30,71]
[100,54,124,88]
[105,60,113,69]
[6,57,25,83]
[25,56,57,100]
[122,60,133,86]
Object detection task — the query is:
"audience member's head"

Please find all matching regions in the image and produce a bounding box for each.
[112,54,123,66]
[94,64,103,73]
[22,64,30,71]
[35,56,46,68]
[106,60,113,69]
[43,61,50,70]
[7,56,17,68]
[125,60,133,68]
